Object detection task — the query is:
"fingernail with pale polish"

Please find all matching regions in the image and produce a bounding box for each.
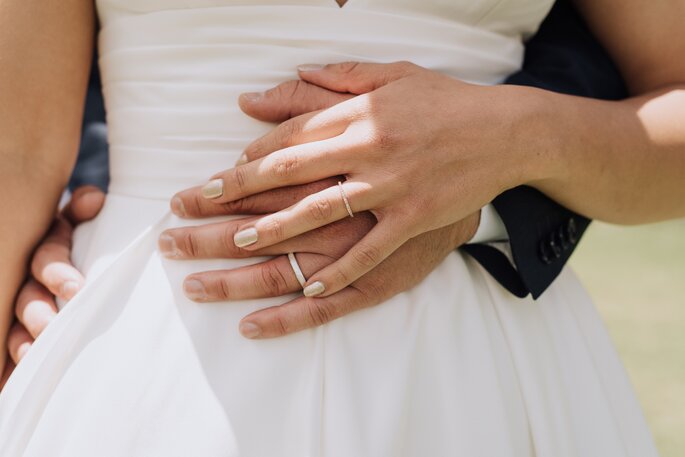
[235,153,248,166]
[297,64,325,72]
[303,281,326,297]
[184,279,207,301]
[202,179,224,199]
[240,92,263,103]
[159,234,182,258]
[234,228,258,248]
[61,281,81,300]
[170,196,186,217]
[240,321,262,339]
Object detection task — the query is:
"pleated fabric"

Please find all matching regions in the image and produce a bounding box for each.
[0,1,658,456]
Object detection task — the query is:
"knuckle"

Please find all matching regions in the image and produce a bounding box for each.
[279,119,302,148]
[358,278,389,303]
[352,244,382,269]
[271,313,290,336]
[306,197,333,222]
[374,128,401,151]
[288,79,309,100]
[333,266,352,286]
[263,217,285,241]
[304,298,335,326]
[184,193,204,217]
[338,61,360,75]
[180,231,200,258]
[258,263,290,296]
[221,225,246,257]
[271,153,300,180]
[215,278,232,300]
[221,197,253,215]
[232,167,248,194]
[272,81,294,101]
[394,60,416,72]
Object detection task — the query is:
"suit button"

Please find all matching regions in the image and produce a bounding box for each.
[566,218,578,244]
[539,240,553,265]
[557,226,570,250]
[549,237,562,259]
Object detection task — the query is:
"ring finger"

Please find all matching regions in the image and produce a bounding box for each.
[183,252,331,302]
[232,180,373,251]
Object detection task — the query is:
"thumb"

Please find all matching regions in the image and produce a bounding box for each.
[239,80,353,123]
[297,61,419,95]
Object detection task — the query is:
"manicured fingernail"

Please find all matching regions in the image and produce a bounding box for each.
[158,234,182,258]
[170,197,186,217]
[17,342,31,360]
[202,179,224,199]
[240,92,263,103]
[184,279,207,301]
[61,281,81,300]
[297,64,325,72]
[235,153,248,166]
[240,322,262,339]
[303,281,326,297]
[234,228,258,248]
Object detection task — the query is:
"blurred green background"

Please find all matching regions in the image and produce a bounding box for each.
[570,220,685,457]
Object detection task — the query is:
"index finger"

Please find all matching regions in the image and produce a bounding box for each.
[238,79,353,126]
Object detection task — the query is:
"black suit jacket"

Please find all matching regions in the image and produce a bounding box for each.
[72,0,627,299]
[461,0,627,299]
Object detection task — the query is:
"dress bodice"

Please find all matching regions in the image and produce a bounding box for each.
[95,0,554,199]
[98,0,554,39]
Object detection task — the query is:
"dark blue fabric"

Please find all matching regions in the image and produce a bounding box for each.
[463,0,627,298]
[68,55,109,192]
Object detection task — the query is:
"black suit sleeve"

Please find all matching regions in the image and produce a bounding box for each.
[461,0,627,299]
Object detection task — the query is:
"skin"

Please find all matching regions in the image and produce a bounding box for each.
[180,0,685,302]
[3,0,685,372]
[0,1,94,377]
[1,87,479,382]
[1,187,105,389]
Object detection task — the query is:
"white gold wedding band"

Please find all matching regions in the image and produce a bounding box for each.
[338,181,354,218]
[287,252,307,288]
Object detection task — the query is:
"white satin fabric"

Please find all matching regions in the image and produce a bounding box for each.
[0,1,659,456]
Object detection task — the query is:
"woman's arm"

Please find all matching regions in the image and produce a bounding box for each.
[524,0,685,224]
[164,1,685,299]
[0,1,94,369]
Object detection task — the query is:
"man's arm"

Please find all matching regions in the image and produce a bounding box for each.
[463,0,628,298]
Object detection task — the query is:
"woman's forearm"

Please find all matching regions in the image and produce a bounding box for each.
[0,159,73,364]
[516,84,685,225]
[0,0,95,370]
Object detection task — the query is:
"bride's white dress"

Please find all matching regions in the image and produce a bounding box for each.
[0,1,659,456]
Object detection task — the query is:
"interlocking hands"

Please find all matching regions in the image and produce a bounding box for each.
[177,62,540,301]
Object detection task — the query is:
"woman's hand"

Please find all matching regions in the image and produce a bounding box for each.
[165,78,481,338]
[191,62,544,297]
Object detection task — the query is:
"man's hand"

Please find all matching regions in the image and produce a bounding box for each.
[1,186,105,389]
[164,79,480,339]
[185,62,535,300]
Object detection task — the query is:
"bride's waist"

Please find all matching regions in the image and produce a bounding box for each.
[72,193,277,289]
[108,142,247,200]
